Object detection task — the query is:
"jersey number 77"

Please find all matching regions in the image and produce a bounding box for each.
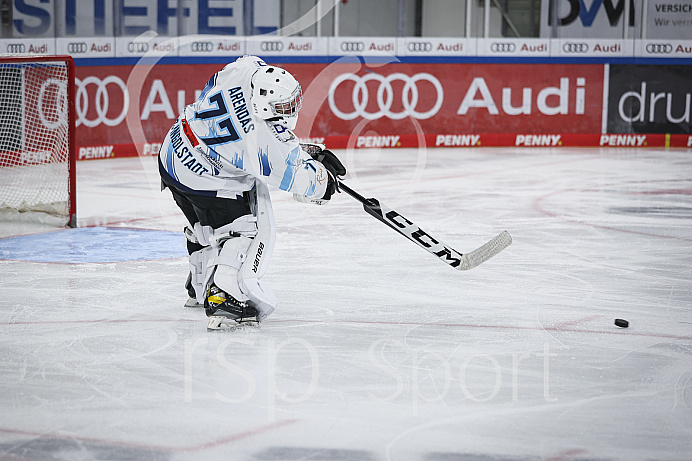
[195,92,240,146]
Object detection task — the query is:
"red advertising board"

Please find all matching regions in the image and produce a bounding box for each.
[302,62,604,134]
[75,62,219,160]
[73,60,690,160]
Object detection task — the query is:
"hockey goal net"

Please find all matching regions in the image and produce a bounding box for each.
[0,55,76,227]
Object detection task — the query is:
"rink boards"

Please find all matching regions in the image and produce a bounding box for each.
[9,51,691,160]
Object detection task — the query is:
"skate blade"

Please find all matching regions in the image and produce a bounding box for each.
[184,297,203,308]
[207,316,260,332]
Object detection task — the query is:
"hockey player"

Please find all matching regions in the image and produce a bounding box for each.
[158,55,345,330]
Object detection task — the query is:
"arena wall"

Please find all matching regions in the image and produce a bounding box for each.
[2,36,689,159]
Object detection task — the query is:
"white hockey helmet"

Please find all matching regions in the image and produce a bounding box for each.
[251,66,302,130]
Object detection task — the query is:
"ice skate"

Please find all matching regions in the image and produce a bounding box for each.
[204,283,260,331]
[184,273,203,308]
[184,297,203,308]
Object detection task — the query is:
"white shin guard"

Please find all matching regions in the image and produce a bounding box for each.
[213,235,253,304]
[188,180,278,321]
[188,245,217,304]
[235,181,277,320]
[185,214,258,304]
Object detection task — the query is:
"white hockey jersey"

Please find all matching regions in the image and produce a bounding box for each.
[159,55,329,199]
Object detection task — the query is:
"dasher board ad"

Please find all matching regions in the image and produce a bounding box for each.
[607,65,692,134]
[68,59,692,158]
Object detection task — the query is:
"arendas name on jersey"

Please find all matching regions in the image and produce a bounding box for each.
[159,55,329,199]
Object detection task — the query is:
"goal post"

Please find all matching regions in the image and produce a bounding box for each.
[0,55,76,227]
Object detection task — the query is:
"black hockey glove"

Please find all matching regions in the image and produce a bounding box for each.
[300,143,346,179]
[314,149,345,200]
[313,149,346,178]
[296,143,346,204]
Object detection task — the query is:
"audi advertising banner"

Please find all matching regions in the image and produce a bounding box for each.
[75,62,213,160]
[73,59,692,160]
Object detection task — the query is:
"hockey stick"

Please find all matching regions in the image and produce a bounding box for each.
[338,181,512,271]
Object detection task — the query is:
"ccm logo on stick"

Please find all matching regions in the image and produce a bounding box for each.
[384,210,463,268]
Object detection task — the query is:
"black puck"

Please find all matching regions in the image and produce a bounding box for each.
[614,319,629,328]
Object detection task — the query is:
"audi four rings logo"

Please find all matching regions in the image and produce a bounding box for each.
[341,42,365,52]
[562,42,589,53]
[67,42,88,54]
[75,76,130,128]
[490,42,516,53]
[328,73,444,121]
[38,78,68,130]
[646,43,672,54]
[128,42,149,53]
[191,41,213,52]
[7,43,25,53]
[407,42,432,52]
[260,41,283,52]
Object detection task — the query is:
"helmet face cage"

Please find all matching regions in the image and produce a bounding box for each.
[252,66,302,128]
[271,84,302,118]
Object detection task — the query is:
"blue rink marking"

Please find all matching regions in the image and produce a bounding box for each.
[0,227,187,263]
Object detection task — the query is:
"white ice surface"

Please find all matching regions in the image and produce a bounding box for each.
[0,147,691,461]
